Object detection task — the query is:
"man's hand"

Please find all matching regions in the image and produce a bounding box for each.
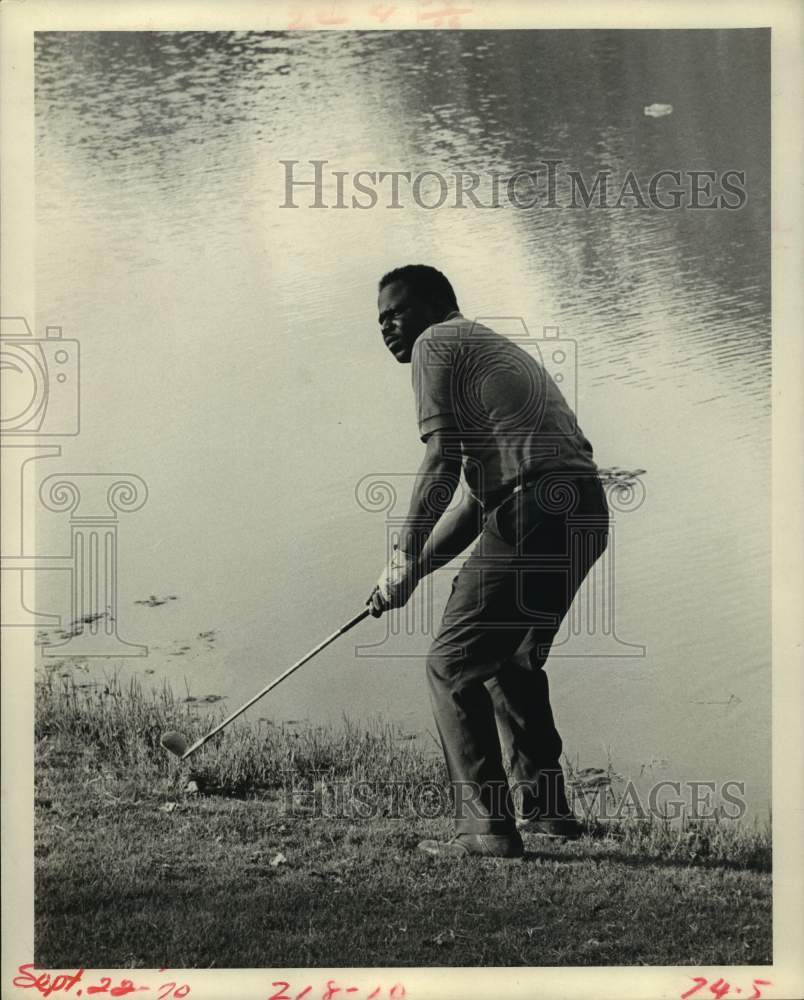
[367,432,461,617]
[367,546,420,617]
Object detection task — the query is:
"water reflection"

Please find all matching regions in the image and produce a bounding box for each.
[35,29,770,814]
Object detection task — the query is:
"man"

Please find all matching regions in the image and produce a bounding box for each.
[368,264,610,859]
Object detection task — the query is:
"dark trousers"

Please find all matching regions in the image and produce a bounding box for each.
[426,472,610,834]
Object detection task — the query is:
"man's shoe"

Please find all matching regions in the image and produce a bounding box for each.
[516,816,583,840]
[417,832,524,859]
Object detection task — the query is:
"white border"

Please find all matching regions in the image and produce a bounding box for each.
[2,2,801,998]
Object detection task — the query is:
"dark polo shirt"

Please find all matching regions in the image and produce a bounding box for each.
[411,313,598,506]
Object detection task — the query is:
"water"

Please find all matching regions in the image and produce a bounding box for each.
[33,30,770,816]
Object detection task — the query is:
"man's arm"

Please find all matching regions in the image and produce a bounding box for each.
[368,430,471,616]
[397,430,462,558]
[417,487,482,576]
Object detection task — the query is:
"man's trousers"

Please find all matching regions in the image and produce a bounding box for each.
[426,471,610,835]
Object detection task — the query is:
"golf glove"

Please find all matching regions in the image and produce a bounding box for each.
[368,545,419,616]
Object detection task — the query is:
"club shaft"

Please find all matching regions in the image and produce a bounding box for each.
[181,607,371,759]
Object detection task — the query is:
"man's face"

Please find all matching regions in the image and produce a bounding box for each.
[377,281,437,364]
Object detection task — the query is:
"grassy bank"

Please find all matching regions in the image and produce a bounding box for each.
[34,670,772,968]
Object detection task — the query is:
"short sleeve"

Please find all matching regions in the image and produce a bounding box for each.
[411,329,459,440]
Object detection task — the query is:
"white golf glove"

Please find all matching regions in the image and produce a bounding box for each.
[367,545,420,616]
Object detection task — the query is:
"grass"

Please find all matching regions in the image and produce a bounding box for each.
[34,666,772,968]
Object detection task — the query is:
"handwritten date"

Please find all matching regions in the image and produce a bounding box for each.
[13,966,190,999]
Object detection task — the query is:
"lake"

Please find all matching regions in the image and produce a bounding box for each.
[33,29,770,818]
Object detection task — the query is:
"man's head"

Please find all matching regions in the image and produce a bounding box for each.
[377,264,459,363]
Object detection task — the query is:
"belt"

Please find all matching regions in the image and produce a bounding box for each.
[473,478,536,515]
[475,469,600,514]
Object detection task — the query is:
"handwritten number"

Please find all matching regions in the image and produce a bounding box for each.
[681,980,709,1000]
[88,978,113,995]
[315,3,348,24]
[110,981,137,997]
[390,987,406,1000]
[681,978,773,1000]
[370,3,396,21]
[286,7,306,29]
[156,984,190,1000]
[269,983,292,1000]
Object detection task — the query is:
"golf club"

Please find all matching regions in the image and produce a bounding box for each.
[160,607,371,760]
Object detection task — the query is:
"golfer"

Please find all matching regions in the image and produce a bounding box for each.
[368,265,610,859]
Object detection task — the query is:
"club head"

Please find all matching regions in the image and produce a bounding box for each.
[160,731,190,758]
